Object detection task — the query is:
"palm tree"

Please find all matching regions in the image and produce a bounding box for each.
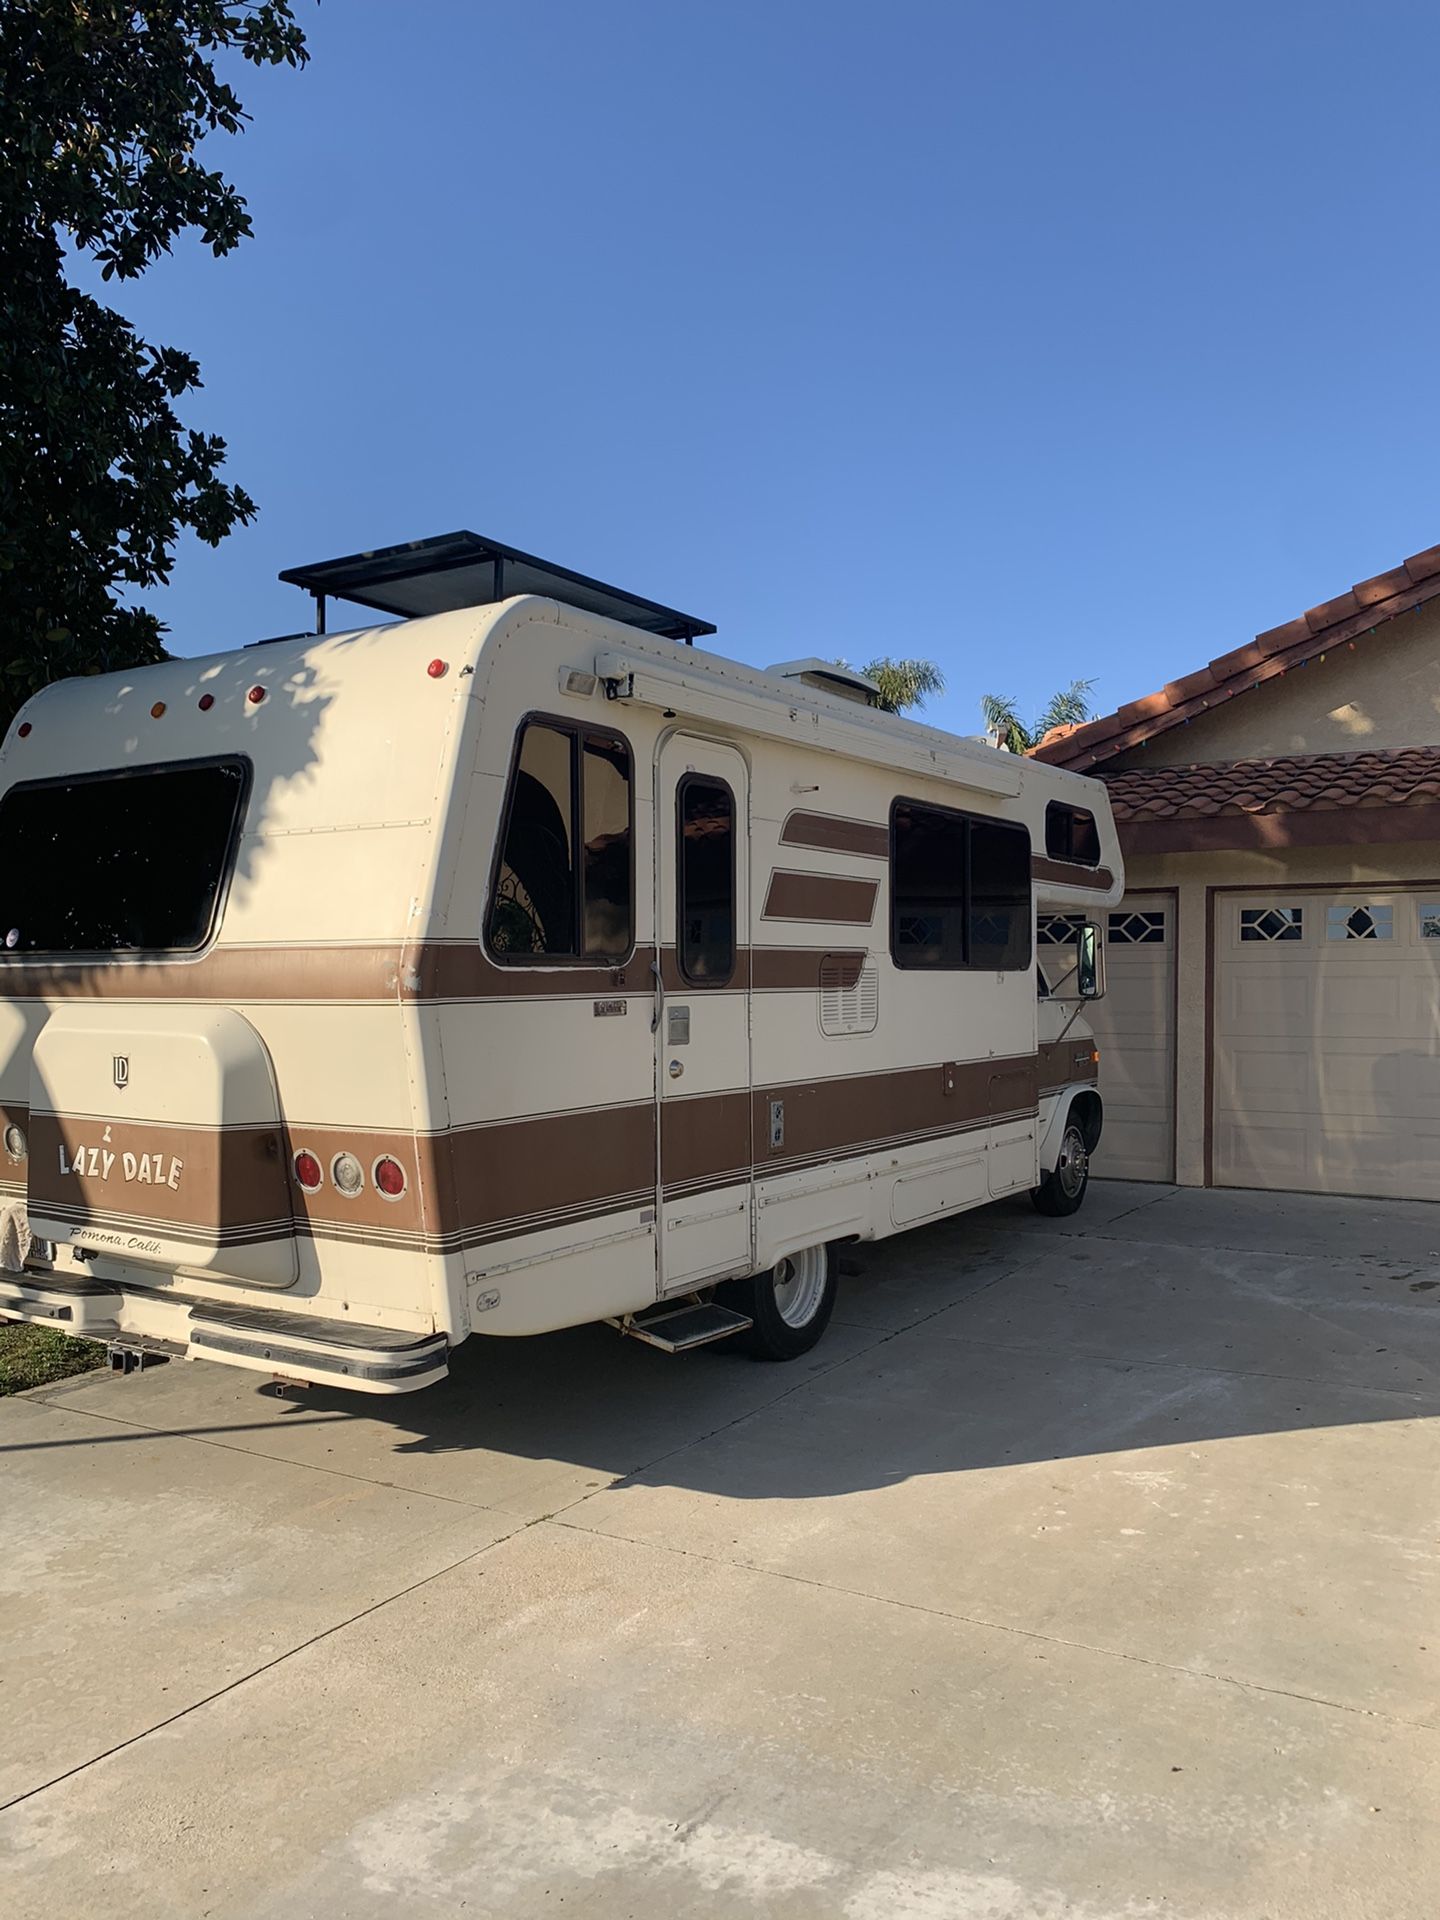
[980,679,1095,753]
[856,657,946,714]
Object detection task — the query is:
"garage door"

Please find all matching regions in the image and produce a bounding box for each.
[1039,893,1176,1182]
[1213,890,1440,1199]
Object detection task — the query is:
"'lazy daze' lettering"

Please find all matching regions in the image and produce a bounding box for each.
[58,1144,184,1190]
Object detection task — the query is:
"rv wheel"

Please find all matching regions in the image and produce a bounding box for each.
[722,1244,837,1360]
[1032,1116,1090,1217]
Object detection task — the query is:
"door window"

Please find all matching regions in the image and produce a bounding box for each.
[677,776,735,984]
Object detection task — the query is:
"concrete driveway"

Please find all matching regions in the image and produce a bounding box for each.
[3,1181,1438,1919]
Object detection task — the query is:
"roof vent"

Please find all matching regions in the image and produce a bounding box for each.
[766,658,881,707]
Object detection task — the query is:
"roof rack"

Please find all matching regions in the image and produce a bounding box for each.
[279,531,715,645]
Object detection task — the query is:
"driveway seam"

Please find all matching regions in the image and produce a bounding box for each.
[549,1516,1439,1737]
[0,1515,534,1818]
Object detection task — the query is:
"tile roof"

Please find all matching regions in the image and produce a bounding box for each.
[1104,746,1440,822]
[1031,540,1440,770]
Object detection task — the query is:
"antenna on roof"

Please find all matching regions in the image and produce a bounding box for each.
[279,532,715,646]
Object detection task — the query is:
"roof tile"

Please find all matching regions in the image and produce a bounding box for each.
[1103,746,1440,824]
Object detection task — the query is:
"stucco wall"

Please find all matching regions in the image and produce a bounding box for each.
[1122,840,1440,1187]
[1109,600,1440,769]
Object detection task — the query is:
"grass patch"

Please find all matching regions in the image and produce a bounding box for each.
[0,1323,105,1395]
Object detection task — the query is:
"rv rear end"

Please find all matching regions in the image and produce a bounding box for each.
[0,612,487,1390]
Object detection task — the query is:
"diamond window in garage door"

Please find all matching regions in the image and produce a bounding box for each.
[1326,903,1393,941]
[1108,909,1166,944]
[1240,906,1304,942]
[1037,913,1084,946]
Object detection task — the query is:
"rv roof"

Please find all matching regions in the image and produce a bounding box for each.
[278,531,716,643]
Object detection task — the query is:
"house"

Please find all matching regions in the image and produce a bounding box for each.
[1031,539,1440,1202]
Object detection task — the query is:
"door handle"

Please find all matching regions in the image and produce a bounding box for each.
[650,957,662,1035]
[669,1060,684,1080]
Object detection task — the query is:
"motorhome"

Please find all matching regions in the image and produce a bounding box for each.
[0,534,1121,1392]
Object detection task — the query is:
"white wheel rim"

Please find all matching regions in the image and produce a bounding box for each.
[1057,1124,1089,1199]
[772,1246,827,1328]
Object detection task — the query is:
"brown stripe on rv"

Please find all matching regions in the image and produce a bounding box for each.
[752,1056,1038,1168]
[1030,857,1115,892]
[779,811,889,859]
[0,940,871,1003]
[445,1104,655,1239]
[1037,1038,1099,1093]
[16,1048,1098,1255]
[761,871,879,924]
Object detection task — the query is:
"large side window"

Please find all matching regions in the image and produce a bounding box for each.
[1045,800,1100,866]
[891,799,1031,972]
[0,757,249,956]
[486,720,633,961]
[678,776,735,985]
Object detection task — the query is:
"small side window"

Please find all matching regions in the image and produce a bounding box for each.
[487,720,633,961]
[678,776,735,984]
[1045,801,1101,867]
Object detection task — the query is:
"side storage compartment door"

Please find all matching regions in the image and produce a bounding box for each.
[655,736,753,1291]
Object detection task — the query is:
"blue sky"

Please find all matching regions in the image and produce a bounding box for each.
[110,1,1440,739]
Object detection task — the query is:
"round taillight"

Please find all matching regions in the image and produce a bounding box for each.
[374,1156,406,1199]
[427,658,448,679]
[16,723,31,739]
[293,1150,322,1191]
[150,701,166,718]
[198,693,214,712]
[4,1124,27,1162]
[247,685,266,705]
[332,1151,365,1197]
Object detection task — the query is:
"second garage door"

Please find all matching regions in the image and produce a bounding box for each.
[1213,889,1440,1199]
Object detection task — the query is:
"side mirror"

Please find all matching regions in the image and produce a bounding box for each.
[1076,922,1106,1000]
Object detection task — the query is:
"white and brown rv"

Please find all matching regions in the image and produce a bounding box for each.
[0,534,1120,1391]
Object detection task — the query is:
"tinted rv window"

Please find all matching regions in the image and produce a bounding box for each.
[891,801,968,968]
[487,720,633,961]
[890,799,1031,972]
[0,757,248,955]
[678,777,735,984]
[1045,801,1100,866]
[969,819,1032,969]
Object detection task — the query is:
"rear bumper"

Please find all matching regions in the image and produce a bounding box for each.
[0,1271,449,1394]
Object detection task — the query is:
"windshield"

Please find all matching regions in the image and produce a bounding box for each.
[0,757,249,956]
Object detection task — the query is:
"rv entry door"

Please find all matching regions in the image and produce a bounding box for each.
[654,736,754,1292]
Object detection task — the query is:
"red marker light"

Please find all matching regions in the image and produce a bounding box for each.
[16,723,31,739]
[427,659,448,679]
[293,1150,323,1191]
[374,1156,407,1198]
[151,701,166,719]
[198,693,214,712]
[247,685,266,705]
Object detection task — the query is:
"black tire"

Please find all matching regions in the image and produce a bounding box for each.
[720,1244,838,1359]
[1032,1113,1091,1217]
